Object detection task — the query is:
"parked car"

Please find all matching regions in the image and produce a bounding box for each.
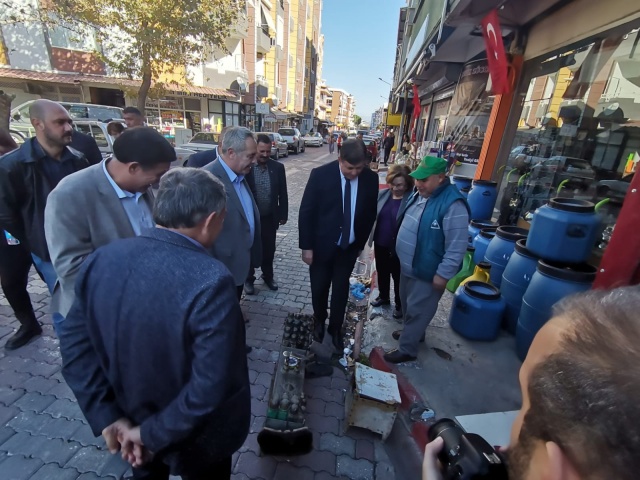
[11,100,124,126]
[179,132,219,152]
[278,127,305,154]
[256,131,289,159]
[303,132,323,147]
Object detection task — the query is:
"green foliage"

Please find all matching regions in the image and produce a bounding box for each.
[353,114,362,127]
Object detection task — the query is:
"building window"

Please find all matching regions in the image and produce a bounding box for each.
[48,23,97,52]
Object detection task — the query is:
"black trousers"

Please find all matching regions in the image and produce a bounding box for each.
[374,244,401,308]
[248,214,277,282]
[384,148,392,164]
[132,455,232,480]
[309,245,360,334]
[0,243,36,315]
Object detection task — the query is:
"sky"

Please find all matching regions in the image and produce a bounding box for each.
[320,0,406,123]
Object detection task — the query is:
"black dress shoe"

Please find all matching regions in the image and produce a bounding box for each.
[391,330,424,342]
[244,282,255,295]
[4,324,42,351]
[392,308,403,319]
[262,276,278,291]
[384,349,417,364]
[313,318,325,343]
[371,297,391,307]
[245,345,253,354]
[329,331,344,353]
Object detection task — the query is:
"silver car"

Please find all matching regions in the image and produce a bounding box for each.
[256,132,289,160]
[278,127,305,154]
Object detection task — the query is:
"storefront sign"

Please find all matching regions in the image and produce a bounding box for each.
[255,103,270,114]
[481,9,510,94]
[169,90,235,100]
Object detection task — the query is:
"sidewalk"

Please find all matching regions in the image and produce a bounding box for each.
[0,148,401,480]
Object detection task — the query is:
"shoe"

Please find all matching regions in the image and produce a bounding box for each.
[392,308,403,319]
[329,331,344,353]
[371,297,391,307]
[5,312,42,351]
[245,345,253,354]
[384,349,417,364]
[244,281,255,295]
[262,276,278,291]
[313,317,325,343]
[391,330,424,342]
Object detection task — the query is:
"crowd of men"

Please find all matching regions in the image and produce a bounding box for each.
[0,98,639,479]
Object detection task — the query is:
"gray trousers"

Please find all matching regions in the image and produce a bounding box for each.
[398,273,444,357]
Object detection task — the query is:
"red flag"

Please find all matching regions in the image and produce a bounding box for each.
[481,9,510,94]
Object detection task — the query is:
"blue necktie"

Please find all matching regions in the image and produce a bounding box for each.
[340,179,351,249]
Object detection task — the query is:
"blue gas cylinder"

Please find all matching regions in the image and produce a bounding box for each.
[501,239,539,335]
[451,175,473,193]
[473,229,496,264]
[516,260,596,360]
[468,220,498,247]
[450,281,506,341]
[467,180,498,221]
[526,198,601,263]
[484,226,528,288]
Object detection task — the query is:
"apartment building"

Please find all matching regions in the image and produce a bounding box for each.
[327,87,354,129]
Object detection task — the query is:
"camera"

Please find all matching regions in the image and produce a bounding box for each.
[428,418,508,480]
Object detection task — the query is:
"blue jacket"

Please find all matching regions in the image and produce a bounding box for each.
[59,228,250,473]
[404,183,469,282]
[186,147,218,168]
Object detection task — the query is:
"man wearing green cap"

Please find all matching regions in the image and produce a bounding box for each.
[384,156,469,363]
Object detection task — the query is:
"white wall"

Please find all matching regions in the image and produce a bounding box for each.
[2,23,51,71]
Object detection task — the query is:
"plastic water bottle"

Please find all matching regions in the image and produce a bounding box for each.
[4,231,20,246]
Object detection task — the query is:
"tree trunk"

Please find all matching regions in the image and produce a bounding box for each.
[137,64,152,117]
[0,91,15,131]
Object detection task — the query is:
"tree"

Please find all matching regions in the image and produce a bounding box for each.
[2,0,243,114]
[353,114,362,127]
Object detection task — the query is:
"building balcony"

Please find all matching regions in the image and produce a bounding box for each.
[229,14,249,40]
[256,74,269,99]
[256,27,273,55]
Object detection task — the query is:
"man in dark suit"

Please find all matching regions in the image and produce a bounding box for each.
[299,139,379,352]
[70,129,102,165]
[244,133,288,294]
[58,168,250,479]
[186,127,229,168]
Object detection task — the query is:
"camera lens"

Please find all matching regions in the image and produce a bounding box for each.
[428,418,463,443]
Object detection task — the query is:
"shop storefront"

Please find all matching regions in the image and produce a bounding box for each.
[491,15,640,264]
[205,99,242,133]
[144,96,203,143]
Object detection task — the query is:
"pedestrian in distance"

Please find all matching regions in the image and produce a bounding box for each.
[383,130,395,166]
[123,106,145,128]
[59,168,250,480]
[107,121,125,138]
[244,133,289,294]
[299,138,379,353]
[328,132,335,155]
[337,132,343,155]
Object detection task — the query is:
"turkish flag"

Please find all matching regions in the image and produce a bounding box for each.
[481,10,510,94]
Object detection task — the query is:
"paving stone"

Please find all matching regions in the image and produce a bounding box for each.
[250,383,267,401]
[20,375,59,394]
[0,430,82,465]
[43,398,87,423]
[249,359,276,375]
[336,455,374,479]
[0,426,15,446]
[237,432,261,455]
[305,413,340,435]
[98,452,131,478]
[8,410,84,440]
[314,473,349,480]
[248,370,259,384]
[250,398,268,417]
[374,461,396,480]
[324,401,345,420]
[0,386,25,406]
[65,446,115,475]
[71,424,107,449]
[13,392,57,413]
[76,473,104,480]
[355,439,375,462]
[290,449,336,475]
[47,381,77,401]
[0,370,30,389]
[319,432,355,457]
[0,357,32,372]
[304,398,326,415]
[0,453,44,479]
[23,361,61,378]
[234,451,278,479]
[374,437,392,463]
[273,463,315,480]
[0,405,19,425]
[30,463,81,480]
[253,372,272,389]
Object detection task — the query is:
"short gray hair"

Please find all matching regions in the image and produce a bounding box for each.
[221,126,255,154]
[153,168,226,228]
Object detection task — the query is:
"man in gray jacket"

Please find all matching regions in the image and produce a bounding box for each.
[44,128,173,326]
[385,156,469,364]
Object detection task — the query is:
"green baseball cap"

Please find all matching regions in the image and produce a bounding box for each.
[409,156,448,180]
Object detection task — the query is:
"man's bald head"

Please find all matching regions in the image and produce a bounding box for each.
[29,99,73,151]
[29,99,69,122]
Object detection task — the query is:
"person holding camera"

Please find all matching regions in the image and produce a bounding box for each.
[423,286,640,480]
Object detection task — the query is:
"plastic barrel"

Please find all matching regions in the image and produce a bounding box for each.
[451,175,473,193]
[468,220,498,247]
[450,281,506,341]
[516,260,596,360]
[467,180,498,221]
[501,239,539,334]
[460,187,470,199]
[526,198,601,263]
[484,226,529,288]
[473,229,496,264]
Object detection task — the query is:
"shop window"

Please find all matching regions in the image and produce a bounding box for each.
[184,98,201,111]
[494,27,640,262]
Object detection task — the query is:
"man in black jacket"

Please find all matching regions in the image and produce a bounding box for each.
[244,133,289,294]
[299,139,379,352]
[0,99,88,346]
[59,168,250,479]
[70,129,102,165]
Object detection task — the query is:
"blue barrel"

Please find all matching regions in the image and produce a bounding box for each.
[467,180,498,221]
[450,281,506,341]
[501,239,539,335]
[473,229,496,264]
[460,187,470,199]
[451,175,473,193]
[468,219,498,247]
[526,198,601,263]
[484,226,528,288]
[516,260,596,360]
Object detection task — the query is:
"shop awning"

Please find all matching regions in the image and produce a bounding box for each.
[261,4,276,34]
[270,108,289,120]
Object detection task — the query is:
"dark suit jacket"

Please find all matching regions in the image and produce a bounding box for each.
[245,159,289,224]
[59,229,250,473]
[186,147,218,168]
[71,130,102,165]
[299,160,379,262]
